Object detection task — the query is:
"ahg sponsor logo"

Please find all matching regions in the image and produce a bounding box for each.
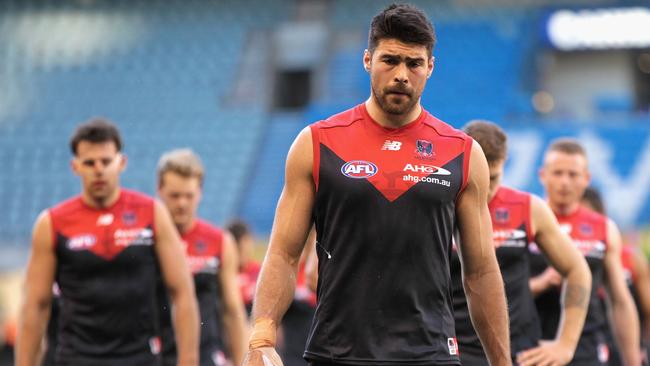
[341,160,378,179]
[403,163,451,175]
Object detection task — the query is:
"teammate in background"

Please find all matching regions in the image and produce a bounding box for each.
[244,4,511,366]
[530,138,641,365]
[582,187,650,366]
[226,219,261,315]
[452,121,591,365]
[157,149,248,366]
[16,118,199,366]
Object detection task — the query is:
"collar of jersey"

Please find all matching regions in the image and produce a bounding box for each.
[359,103,426,136]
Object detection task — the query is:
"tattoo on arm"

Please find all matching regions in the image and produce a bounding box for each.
[564,285,589,308]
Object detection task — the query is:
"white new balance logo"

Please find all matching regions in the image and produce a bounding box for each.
[382,140,402,151]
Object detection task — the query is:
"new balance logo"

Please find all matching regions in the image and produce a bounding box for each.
[382,140,402,151]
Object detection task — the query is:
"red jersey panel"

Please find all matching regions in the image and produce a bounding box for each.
[49,189,159,365]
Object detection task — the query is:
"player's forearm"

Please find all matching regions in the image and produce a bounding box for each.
[529,272,554,297]
[464,268,511,366]
[250,251,299,345]
[16,303,49,366]
[555,268,591,350]
[612,299,641,366]
[172,290,200,366]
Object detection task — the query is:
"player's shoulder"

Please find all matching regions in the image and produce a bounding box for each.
[49,195,84,217]
[578,205,608,225]
[311,104,364,130]
[422,111,470,141]
[497,185,532,203]
[194,218,224,240]
[120,188,156,207]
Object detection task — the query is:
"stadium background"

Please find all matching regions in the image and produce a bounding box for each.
[0,0,649,362]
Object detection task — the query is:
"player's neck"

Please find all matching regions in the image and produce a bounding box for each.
[365,98,422,129]
[177,217,196,235]
[82,188,121,210]
[548,200,581,217]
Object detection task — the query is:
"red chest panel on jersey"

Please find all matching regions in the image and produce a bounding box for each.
[50,190,155,261]
[312,104,471,202]
[489,186,532,248]
[182,219,223,275]
[556,205,608,259]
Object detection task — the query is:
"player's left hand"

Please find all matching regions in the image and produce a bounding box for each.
[516,340,574,366]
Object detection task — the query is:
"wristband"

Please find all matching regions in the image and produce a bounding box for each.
[249,317,277,350]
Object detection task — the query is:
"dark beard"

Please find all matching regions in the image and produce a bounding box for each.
[372,84,419,115]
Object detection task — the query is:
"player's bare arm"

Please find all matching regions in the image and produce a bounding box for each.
[154,200,200,366]
[517,196,591,366]
[456,141,511,366]
[243,127,315,366]
[631,247,650,344]
[16,211,56,366]
[605,218,642,366]
[218,232,248,366]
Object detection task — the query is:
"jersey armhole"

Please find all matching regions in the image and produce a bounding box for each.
[458,137,474,195]
[525,194,534,245]
[47,209,58,252]
[310,124,320,192]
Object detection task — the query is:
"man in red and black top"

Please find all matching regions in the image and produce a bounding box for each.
[530,138,641,365]
[243,4,511,366]
[581,186,650,366]
[451,121,591,366]
[156,149,248,366]
[16,119,199,366]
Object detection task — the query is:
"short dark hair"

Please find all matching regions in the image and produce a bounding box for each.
[70,118,122,155]
[582,186,605,215]
[368,3,436,56]
[463,120,507,163]
[546,138,586,157]
[226,219,251,245]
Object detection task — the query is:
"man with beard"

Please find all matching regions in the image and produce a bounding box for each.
[243,4,510,366]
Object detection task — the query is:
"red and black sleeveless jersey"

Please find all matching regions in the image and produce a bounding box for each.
[529,205,609,363]
[305,104,472,365]
[451,186,539,361]
[159,219,225,366]
[50,189,160,365]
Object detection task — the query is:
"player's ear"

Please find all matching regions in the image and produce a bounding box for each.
[118,153,128,172]
[427,56,435,78]
[70,158,80,176]
[363,49,371,72]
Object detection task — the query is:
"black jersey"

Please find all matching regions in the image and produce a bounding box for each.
[50,189,161,365]
[159,219,226,366]
[530,205,610,364]
[305,104,472,365]
[451,186,539,363]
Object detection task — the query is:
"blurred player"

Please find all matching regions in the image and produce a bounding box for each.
[226,219,260,315]
[451,120,591,366]
[582,187,650,366]
[156,149,248,366]
[16,118,199,365]
[530,138,641,365]
[243,4,511,366]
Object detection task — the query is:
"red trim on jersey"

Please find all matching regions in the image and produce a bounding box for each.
[310,124,321,191]
[459,137,473,194]
[621,245,637,283]
[525,194,534,241]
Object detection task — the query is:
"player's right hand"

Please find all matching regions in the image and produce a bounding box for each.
[242,347,283,366]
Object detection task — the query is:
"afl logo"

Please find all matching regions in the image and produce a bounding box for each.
[341,160,378,179]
